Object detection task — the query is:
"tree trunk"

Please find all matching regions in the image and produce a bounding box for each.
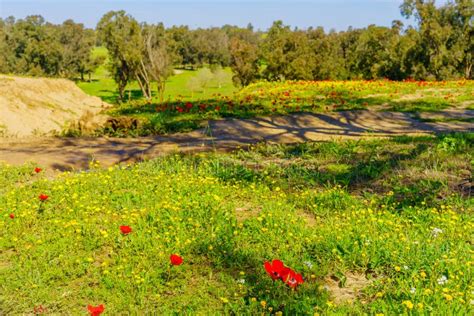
[118,84,125,103]
[136,74,151,100]
[157,80,166,104]
[466,62,472,79]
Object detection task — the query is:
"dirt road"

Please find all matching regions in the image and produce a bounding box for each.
[1,110,472,171]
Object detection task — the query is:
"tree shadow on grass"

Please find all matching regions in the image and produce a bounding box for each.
[387,99,451,112]
[98,88,146,104]
[209,140,429,191]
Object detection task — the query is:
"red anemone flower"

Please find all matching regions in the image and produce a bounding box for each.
[264,259,285,280]
[9,213,14,219]
[264,259,304,289]
[34,167,42,173]
[39,194,49,201]
[185,102,193,109]
[87,304,105,316]
[33,305,45,314]
[281,268,304,288]
[170,254,183,266]
[120,225,132,235]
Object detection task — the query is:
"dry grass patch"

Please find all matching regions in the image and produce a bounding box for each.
[325,272,378,305]
[235,204,262,223]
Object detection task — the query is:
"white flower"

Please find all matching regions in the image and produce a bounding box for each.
[237,279,245,284]
[410,287,416,294]
[431,227,443,237]
[404,265,409,270]
[303,261,313,269]
[437,275,448,285]
[470,299,474,305]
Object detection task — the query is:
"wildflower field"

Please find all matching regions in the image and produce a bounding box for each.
[88,79,474,136]
[1,133,473,314]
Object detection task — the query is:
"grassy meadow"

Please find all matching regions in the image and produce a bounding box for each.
[1,133,473,314]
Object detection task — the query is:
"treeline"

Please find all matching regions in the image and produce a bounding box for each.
[0,16,103,80]
[249,0,473,83]
[0,0,472,102]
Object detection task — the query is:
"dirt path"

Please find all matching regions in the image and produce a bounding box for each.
[1,110,472,171]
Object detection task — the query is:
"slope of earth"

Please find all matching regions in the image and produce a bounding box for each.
[0,75,110,137]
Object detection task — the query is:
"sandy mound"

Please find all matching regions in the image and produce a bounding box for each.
[0,75,110,137]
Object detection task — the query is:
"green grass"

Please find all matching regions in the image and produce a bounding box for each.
[77,68,236,105]
[1,134,473,314]
[77,47,237,105]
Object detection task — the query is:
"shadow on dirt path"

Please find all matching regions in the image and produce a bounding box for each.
[1,111,472,171]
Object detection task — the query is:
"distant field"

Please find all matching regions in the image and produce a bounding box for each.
[239,80,474,113]
[77,74,474,137]
[1,134,473,314]
[77,47,236,104]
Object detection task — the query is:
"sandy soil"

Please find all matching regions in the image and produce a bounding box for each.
[1,110,472,172]
[0,75,109,137]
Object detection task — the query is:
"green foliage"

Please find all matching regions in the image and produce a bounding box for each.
[97,11,143,101]
[229,33,260,86]
[0,16,98,78]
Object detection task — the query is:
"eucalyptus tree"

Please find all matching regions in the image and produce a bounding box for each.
[142,23,175,103]
[97,11,146,101]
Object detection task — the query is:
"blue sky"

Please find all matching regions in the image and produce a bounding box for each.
[0,0,443,30]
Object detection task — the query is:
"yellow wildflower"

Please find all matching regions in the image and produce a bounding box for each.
[443,294,453,301]
[220,297,229,304]
[402,300,414,309]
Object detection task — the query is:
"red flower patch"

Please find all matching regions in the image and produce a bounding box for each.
[264,259,304,289]
[34,167,42,173]
[9,213,14,219]
[120,225,132,235]
[281,268,304,288]
[170,254,183,266]
[87,304,105,316]
[264,259,285,280]
[33,305,46,314]
[38,194,49,201]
